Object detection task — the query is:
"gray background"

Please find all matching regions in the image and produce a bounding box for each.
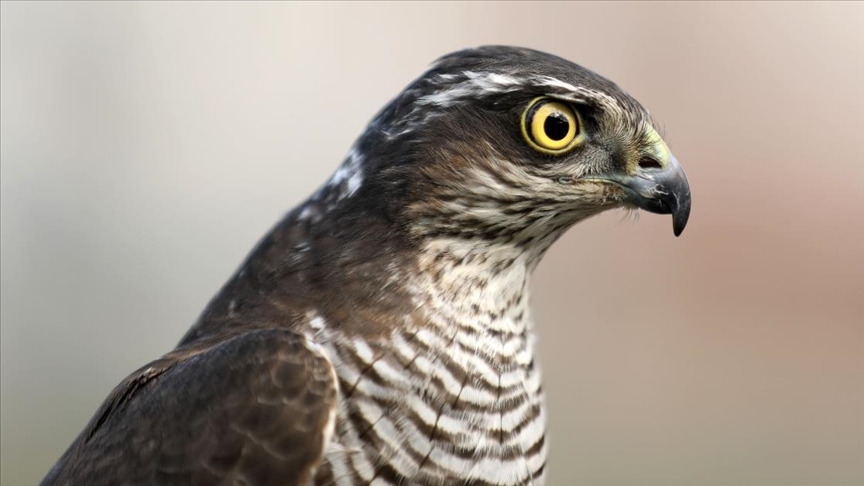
[2,2,863,485]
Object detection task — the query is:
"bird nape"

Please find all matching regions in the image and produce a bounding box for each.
[42,46,691,486]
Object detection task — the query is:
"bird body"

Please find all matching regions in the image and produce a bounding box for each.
[312,236,546,484]
[42,46,690,486]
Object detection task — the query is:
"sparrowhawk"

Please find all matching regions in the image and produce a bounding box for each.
[42,45,691,486]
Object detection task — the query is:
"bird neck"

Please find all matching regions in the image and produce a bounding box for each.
[407,236,535,336]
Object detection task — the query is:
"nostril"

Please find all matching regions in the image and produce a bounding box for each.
[638,156,663,170]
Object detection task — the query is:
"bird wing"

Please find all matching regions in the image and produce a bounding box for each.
[41,329,338,486]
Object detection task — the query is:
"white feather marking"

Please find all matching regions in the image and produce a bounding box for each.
[517,411,547,459]
[418,71,524,107]
[456,384,498,406]
[353,374,401,400]
[350,453,376,482]
[371,416,421,477]
[297,205,318,221]
[325,147,364,200]
[372,359,411,387]
[309,315,326,331]
[352,339,375,365]
[424,447,532,484]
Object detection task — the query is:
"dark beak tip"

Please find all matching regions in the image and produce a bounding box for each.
[671,191,692,237]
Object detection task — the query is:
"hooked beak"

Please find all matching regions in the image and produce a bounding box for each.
[595,153,692,236]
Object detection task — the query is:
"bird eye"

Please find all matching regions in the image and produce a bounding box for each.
[521,98,582,154]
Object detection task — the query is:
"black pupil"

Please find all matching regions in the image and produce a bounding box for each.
[544,112,570,141]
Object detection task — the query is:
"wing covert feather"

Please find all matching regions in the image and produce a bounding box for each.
[41,329,338,486]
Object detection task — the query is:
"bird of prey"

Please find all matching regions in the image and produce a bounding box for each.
[41,46,691,486]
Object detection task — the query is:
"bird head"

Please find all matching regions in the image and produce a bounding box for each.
[321,46,691,254]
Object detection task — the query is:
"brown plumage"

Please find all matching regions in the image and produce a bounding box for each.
[42,46,690,486]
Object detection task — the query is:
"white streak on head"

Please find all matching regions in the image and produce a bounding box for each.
[424,71,625,117]
[419,71,524,108]
[533,75,625,117]
[345,169,362,197]
[418,84,478,107]
[326,147,364,199]
[297,205,315,221]
[463,70,521,90]
[533,75,579,92]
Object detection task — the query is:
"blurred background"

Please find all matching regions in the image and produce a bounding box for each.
[1,2,862,485]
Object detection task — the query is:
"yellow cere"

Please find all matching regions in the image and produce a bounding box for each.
[644,126,671,168]
[521,97,583,155]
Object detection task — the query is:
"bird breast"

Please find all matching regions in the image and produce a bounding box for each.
[313,267,547,485]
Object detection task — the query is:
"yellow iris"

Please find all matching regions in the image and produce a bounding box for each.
[521,98,582,154]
